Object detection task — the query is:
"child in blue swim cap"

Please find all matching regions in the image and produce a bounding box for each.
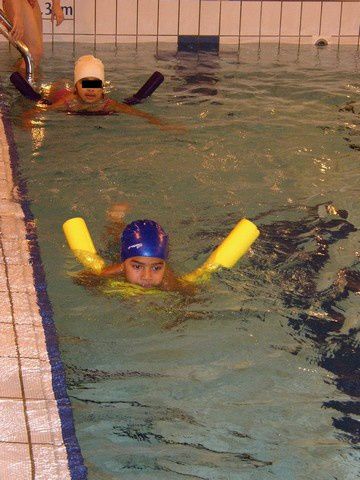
[101,218,178,290]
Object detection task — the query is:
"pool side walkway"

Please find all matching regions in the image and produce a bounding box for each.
[0,108,86,478]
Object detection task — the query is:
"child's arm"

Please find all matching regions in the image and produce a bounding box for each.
[46,92,73,110]
[7,0,24,41]
[106,100,164,125]
[105,100,186,131]
[161,268,197,295]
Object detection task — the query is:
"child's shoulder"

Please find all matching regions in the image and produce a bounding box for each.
[48,90,75,110]
[49,86,73,103]
[161,268,196,294]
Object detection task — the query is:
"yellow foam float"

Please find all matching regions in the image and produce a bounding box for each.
[182,218,259,283]
[63,217,106,274]
[63,216,260,285]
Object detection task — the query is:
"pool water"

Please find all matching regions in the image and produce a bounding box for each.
[2,43,359,479]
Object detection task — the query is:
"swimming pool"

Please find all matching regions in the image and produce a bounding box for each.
[2,42,359,479]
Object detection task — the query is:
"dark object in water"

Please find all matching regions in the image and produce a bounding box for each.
[123,71,164,105]
[348,143,360,151]
[10,72,44,102]
[10,70,164,107]
[191,87,217,96]
[338,269,360,293]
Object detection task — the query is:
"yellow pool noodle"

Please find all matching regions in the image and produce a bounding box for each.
[182,218,260,283]
[63,217,106,274]
[63,216,259,287]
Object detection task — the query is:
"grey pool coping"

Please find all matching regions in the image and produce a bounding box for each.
[0,100,87,479]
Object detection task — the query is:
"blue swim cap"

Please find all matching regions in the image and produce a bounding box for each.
[121,220,169,261]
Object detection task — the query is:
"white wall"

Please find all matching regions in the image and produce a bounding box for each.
[1,1,360,47]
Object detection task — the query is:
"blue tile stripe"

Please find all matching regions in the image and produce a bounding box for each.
[0,95,87,480]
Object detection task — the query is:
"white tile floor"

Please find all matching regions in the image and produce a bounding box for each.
[0,114,72,479]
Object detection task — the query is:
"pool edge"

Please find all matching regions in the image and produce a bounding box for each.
[0,96,87,479]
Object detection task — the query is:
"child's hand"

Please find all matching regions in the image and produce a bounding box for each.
[107,203,130,222]
[52,3,64,26]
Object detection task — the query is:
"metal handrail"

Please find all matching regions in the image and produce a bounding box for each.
[0,8,34,83]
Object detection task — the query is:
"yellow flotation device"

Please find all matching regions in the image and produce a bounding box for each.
[63,216,259,284]
[102,279,161,297]
[181,218,259,283]
[63,217,106,274]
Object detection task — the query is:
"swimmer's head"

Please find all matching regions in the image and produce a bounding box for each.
[74,55,105,104]
[74,55,105,84]
[121,220,169,261]
[120,220,169,288]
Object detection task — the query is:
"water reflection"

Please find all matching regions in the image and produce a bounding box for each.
[252,202,359,445]
[171,52,220,102]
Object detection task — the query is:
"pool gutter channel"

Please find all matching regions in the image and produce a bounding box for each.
[0,99,87,479]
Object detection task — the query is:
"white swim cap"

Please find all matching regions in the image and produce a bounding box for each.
[74,55,105,84]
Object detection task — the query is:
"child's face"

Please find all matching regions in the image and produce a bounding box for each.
[123,256,166,288]
[75,77,104,104]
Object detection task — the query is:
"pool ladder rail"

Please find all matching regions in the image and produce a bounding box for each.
[0,8,34,84]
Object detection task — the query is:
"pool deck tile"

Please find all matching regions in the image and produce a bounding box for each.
[0,238,29,265]
[0,357,22,398]
[0,113,73,478]
[0,443,32,479]
[21,357,55,400]
[8,263,36,293]
[0,290,12,323]
[0,399,28,443]
[33,444,68,480]
[0,262,8,290]
[0,323,17,357]
[12,291,43,326]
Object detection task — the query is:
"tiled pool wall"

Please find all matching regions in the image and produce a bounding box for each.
[1,0,360,49]
[0,99,87,478]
